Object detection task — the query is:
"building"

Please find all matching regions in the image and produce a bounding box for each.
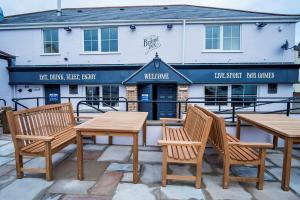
[0,5,299,119]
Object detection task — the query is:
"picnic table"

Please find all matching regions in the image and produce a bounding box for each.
[236,114,300,191]
[75,111,148,183]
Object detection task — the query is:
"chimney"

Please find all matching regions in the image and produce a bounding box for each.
[57,0,62,16]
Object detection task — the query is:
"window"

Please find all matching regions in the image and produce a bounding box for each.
[69,85,78,94]
[268,84,278,94]
[231,85,257,107]
[86,86,100,106]
[43,29,59,53]
[205,24,240,51]
[205,86,228,106]
[101,27,118,52]
[205,26,220,49]
[84,29,98,52]
[102,85,119,107]
[223,24,240,50]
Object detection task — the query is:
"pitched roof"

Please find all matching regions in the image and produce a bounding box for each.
[0,50,15,61]
[1,5,299,25]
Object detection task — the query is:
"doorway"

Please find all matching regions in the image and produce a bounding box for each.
[44,85,61,105]
[138,84,177,120]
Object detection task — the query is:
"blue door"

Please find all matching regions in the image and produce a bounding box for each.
[45,85,61,105]
[138,84,153,120]
[157,85,177,119]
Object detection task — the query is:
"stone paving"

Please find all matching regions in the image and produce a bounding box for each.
[0,128,300,200]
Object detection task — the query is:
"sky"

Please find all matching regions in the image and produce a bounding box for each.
[0,0,299,43]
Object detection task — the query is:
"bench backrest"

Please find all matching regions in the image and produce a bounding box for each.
[194,105,229,157]
[7,103,75,148]
[183,106,213,155]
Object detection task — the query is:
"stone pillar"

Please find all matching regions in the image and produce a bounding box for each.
[126,85,138,112]
[177,85,189,116]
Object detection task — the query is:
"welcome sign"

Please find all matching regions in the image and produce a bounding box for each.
[144,35,161,54]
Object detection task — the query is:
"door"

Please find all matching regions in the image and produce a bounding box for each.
[138,84,153,120]
[157,85,177,119]
[45,85,61,105]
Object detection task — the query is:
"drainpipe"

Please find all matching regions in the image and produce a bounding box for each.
[57,0,62,16]
[182,19,186,64]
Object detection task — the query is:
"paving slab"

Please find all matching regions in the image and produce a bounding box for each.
[83,144,106,151]
[141,164,162,184]
[0,143,15,156]
[54,160,108,181]
[24,152,68,169]
[121,172,133,182]
[267,154,300,167]
[292,149,300,158]
[89,171,123,196]
[231,166,276,181]
[0,157,14,166]
[48,180,96,195]
[60,144,77,154]
[267,167,300,196]
[0,164,15,176]
[160,185,205,200]
[0,178,53,200]
[70,151,102,161]
[97,146,132,162]
[62,194,111,200]
[0,140,10,146]
[42,193,63,200]
[138,146,161,151]
[106,163,140,172]
[112,183,156,200]
[0,175,15,189]
[204,175,252,200]
[244,182,300,200]
[169,164,193,176]
[130,151,162,163]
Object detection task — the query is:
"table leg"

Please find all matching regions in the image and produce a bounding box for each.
[236,117,241,139]
[108,136,113,145]
[143,120,147,146]
[273,136,278,150]
[76,130,83,180]
[133,133,139,183]
[281,138,293,191]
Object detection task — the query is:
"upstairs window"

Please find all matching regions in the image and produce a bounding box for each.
[205,26,220,49]
[101,27,118,52]
[43,29,59,53]
[223,24,240,50]
[205,24,240,51]
[102,85,119,107]
[84,29,98,52]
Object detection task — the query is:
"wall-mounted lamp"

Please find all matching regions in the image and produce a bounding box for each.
[27,89,32,93]
[255,22,267,29]
[281,40,300,52]
[64,26,72,32]
[154,52,160,69]
[130,24,136,31]
[167,24,173,30]
[17,89,22,92]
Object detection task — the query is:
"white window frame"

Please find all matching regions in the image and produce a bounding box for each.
[100,27,119,53]
[41,29,60,55]
[82,28,99,53]
[203,24,242,53]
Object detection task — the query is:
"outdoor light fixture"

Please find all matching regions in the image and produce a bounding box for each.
[130,24,136,31]
[154,52,160,69]
[64,27,72,32]
[255,22,267,29]
[281,40,300,52]
[167,24,173,30]
[27,89,32,93]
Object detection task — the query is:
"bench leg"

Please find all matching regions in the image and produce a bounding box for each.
[92,136,96,144]
[223,161,230,189]
[195,161,203,189]
[162,146,167,187]
[257,149,266,190]
[45,141,53,181]
[15,151,24,179]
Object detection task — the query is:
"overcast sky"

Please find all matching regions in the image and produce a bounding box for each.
[0,0,299,43]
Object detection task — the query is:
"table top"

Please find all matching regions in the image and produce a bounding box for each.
[237,114,300,138]
[75,111,148,133]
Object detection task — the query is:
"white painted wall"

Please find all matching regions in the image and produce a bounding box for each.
[14,85,44,109]
[0,59,13,107]
[0,22,296,65]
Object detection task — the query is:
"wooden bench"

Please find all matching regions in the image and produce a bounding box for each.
[6,103,79,181]
[195,105,273,189]
[158,106,213,188]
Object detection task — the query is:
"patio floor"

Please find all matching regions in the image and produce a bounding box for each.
[0,129,299,200]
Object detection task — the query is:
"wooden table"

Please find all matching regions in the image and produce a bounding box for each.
[236,114,300,191]
[75,111,148,184]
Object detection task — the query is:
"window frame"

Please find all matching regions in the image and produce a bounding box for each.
[102,85,119,107]
[85,86,100,106]
[101,27,118,53]
[83,29,99,52]
[203,24,242,52]
[267,84,278,94]
[231,84,258,107]
[204,85,229,106]
[42,29,60,54]
[69,85,79,95]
